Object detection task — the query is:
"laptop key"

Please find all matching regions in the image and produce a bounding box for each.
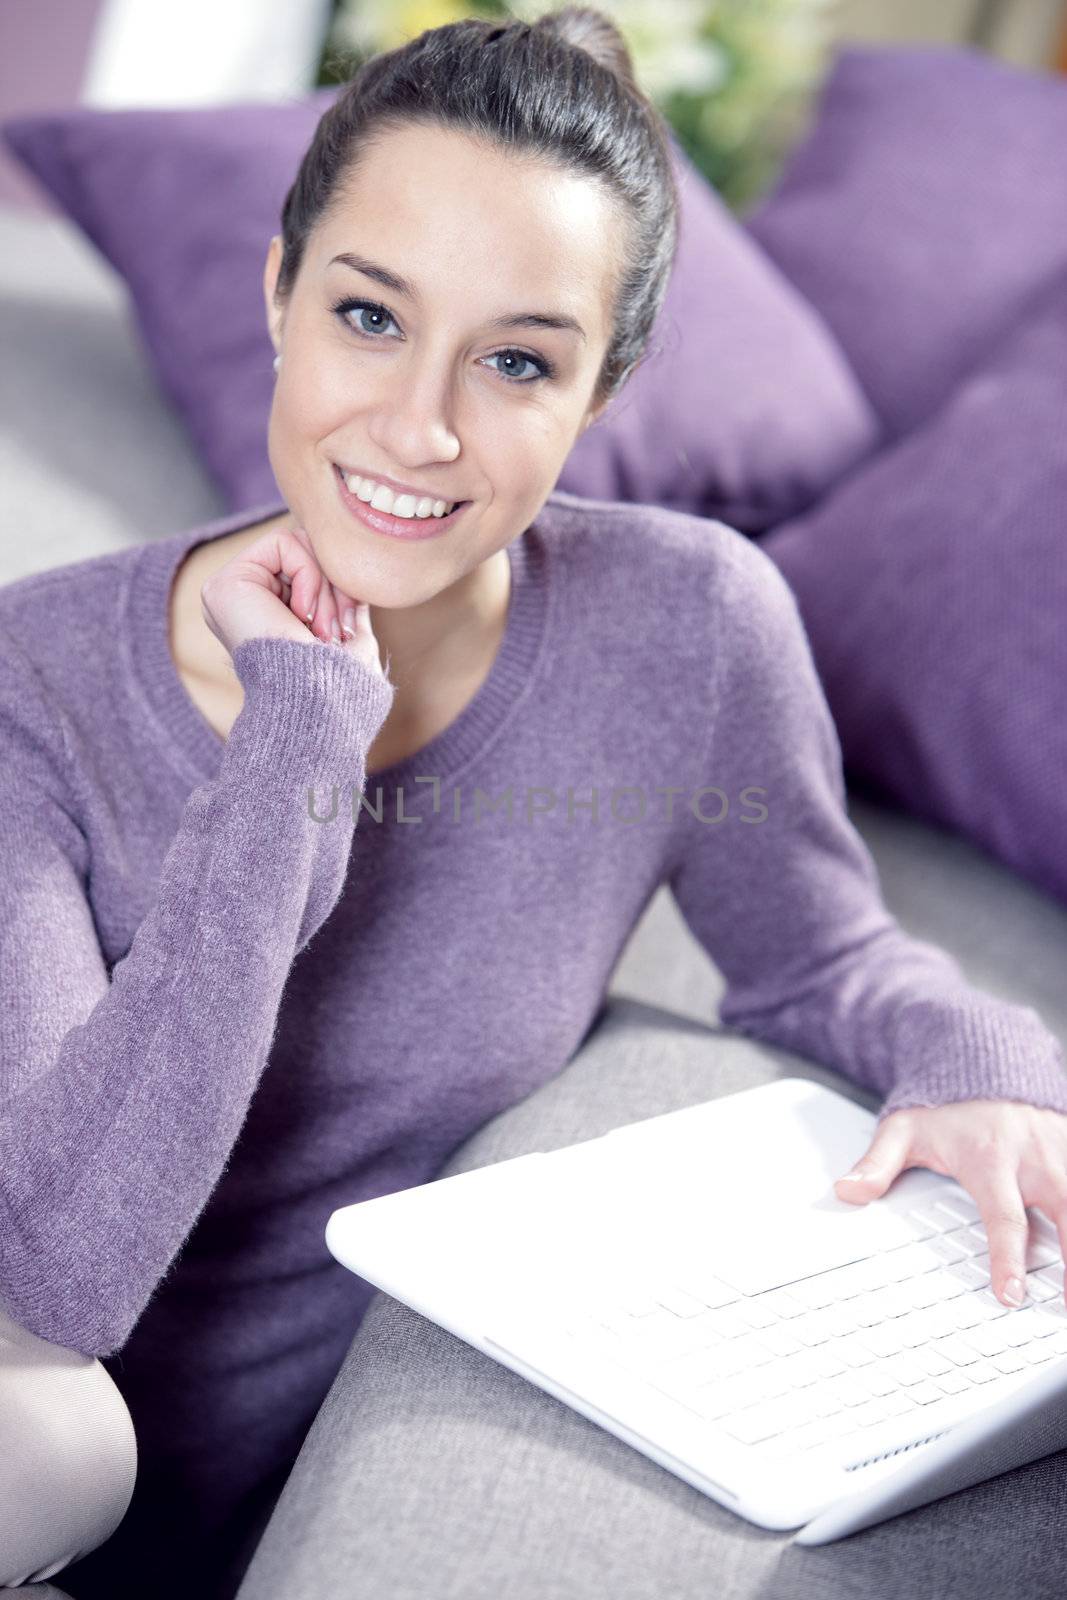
[947,1296,987,1330]
[722,1402,786,1445]
[758,1289,807,1319]
[1000,1313,1042,1347]
[908,1380,948,1405]
[835,1333,879,1368]
[850,1396,895,1429]
[903,1209,943,1240]
[991,1350,1027,1375]
[654,1286,711,1318]
[705,1307,752,1340]
[1025,1343,1056,1364]
[932,1369,970,1394]
[927,1234,971,1266]
[1025,1239,1062,1272]
[910,1276,959,1309]
[882,1352,928,1386]
[912,1345,955,1378]
[951,1260,990,1291]
[615,1292,661,1318]
[785,1277,839,1311]
[881,1389,919,1415]
[861,1324,906,1358]
[958,1324,1010,1359]
[854,1366,899,1398]
[792,1312,835,1347]
[1026,1273,1059,1304]
[808,1347,847,1379]
[780,1418,838,1453]
[931,1335,979,1367]
[895,1311,935,1348]
[731,1298,781,1331]
[686,1381,736,1421]
[932,1197,981,1227]
[676,1275,742,1310]
[757,1324,803,1358]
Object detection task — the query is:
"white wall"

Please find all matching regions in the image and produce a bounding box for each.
[81,0,335,107]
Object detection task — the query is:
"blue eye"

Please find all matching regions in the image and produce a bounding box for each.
[329,296,556,384]
[334,298,401,340]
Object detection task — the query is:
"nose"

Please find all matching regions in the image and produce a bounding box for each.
[365,354,461,472]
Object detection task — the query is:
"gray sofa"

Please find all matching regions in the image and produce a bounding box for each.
[2,201,1066,1596]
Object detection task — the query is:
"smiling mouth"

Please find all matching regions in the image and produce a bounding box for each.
[332,463,469,517]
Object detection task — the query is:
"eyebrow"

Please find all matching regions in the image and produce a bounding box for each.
[328,252,587,342]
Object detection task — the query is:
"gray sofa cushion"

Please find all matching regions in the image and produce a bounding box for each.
[0,206,225,578]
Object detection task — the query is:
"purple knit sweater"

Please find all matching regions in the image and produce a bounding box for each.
[2,489,1065,1596]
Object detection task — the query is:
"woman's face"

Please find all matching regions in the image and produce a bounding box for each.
[262,120,625,609]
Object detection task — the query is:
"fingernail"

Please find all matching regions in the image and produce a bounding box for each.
[342,608,357,637]
[330,617,341,642]
[839,1169,873,1182]
[305,607,315,623]
[1003,1277,1025,1307]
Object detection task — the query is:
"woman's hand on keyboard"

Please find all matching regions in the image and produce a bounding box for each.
[833,1099,1067,1313]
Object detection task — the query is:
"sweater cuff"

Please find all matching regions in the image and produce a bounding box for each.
[877,994,1067,1122]
[224,635,394,790]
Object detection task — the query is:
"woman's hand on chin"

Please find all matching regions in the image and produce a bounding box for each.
[201,523,387,679]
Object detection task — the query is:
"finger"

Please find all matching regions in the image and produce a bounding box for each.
[975,1165,1031,1308]
[275,526,323,633]
[314,570,339,644]
[346,601,386,676]
[1026,1184,1067,1311]
[1036,1202,1067,1311]
[835,1111,914,1203]
[1054,1207,1067,1313]
[332,580,360,640]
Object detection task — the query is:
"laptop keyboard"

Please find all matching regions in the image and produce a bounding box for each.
[552,1195,1067,1459]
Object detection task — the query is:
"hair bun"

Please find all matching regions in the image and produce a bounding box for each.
[534,5,638,91]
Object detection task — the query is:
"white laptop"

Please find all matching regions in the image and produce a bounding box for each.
[325,1076,1067,1543]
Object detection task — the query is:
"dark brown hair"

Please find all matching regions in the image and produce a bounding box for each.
[274,6,680,415]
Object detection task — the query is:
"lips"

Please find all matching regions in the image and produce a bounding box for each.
[333,464,465,516]
[333,463,470,540]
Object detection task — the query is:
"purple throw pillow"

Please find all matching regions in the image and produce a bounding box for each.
[2,95,877,531]
[759,270,1067,908]
[745,45,1067,443]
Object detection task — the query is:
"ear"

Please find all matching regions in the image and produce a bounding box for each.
[263,234,285,356]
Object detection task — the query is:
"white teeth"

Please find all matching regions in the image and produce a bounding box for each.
[342,470,454,519]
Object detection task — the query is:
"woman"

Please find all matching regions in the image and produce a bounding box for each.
[3,8,1067,1598]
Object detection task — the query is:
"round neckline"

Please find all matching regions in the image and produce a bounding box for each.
[124,497,551,801]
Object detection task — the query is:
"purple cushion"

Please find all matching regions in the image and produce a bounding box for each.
[2,96,877,531]
[746,45,1067,441]
[759,269,1067,907]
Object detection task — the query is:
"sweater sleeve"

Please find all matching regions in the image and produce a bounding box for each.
[668,541,1067,1124]
[0,630,394,1358]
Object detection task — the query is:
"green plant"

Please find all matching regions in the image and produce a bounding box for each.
[318,0,839,213]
